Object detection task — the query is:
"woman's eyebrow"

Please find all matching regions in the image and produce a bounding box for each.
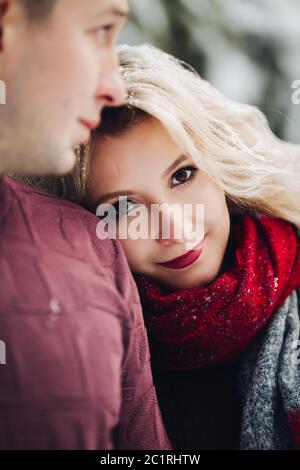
[95,190,134,208]
[162,154,189,179]
[94,154,189,209]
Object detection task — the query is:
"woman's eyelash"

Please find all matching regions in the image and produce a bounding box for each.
[112,199,137,219]
[170,165,198,188]
[103,165,198,220]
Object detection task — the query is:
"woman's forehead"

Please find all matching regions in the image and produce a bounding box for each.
[93,119,180,172]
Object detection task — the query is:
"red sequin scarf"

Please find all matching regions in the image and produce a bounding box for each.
[134,214,300,371]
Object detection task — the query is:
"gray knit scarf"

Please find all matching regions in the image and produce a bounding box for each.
[238,287,300,449]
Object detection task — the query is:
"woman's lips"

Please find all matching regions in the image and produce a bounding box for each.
[157,237,206,269]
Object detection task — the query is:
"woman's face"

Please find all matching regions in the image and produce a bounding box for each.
[88,118,231,290]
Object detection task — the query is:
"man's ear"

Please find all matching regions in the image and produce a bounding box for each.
[0,1,11,52]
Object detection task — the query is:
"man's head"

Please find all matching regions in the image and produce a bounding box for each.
[15,0,57,20]
[0,0,128,175]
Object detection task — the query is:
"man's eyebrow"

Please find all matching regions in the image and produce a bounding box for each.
[99,5,129,20]
[111,7,129,18]
[162,154,189,179]
[95,190,134,209]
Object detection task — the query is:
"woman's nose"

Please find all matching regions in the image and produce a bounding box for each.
[155,204,192,246]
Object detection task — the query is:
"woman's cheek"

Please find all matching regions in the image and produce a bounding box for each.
[119,238,146,272]
[203,185,227,220]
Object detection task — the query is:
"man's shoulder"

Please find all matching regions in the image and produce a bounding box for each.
[0,174,118,266]
[0,174,140,321]
[1,173,90,215]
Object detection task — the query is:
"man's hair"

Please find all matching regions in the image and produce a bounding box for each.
[18,0,57,20]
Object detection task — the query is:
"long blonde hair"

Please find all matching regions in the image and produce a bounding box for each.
[18,43,300,228]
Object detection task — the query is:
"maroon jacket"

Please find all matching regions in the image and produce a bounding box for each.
[0,175,172,450]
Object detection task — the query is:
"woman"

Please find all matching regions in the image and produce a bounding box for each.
[23,44,300,449]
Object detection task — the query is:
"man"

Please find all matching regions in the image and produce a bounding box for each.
[0,0,172,450]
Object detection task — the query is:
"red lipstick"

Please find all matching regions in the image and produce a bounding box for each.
[157,237,206,269]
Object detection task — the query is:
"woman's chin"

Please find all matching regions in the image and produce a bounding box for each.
[151,269,212,291]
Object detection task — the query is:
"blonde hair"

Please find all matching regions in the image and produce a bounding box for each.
[20,43,300,228]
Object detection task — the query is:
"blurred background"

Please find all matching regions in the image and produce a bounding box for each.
[120,0,300,143]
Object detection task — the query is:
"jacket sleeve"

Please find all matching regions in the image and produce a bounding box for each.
[114,272,174,450]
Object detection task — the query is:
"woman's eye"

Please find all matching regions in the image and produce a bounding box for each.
[113,199,137,219]
[171,166,198,187]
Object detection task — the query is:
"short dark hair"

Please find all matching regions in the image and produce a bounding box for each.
[18,0,57,21]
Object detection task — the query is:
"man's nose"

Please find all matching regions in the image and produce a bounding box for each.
[95,55,126,107]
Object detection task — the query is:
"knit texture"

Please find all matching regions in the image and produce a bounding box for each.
[238,287,300,449]
[135,213,300,371]
[135,213,300,449]
[0,175,172,450]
